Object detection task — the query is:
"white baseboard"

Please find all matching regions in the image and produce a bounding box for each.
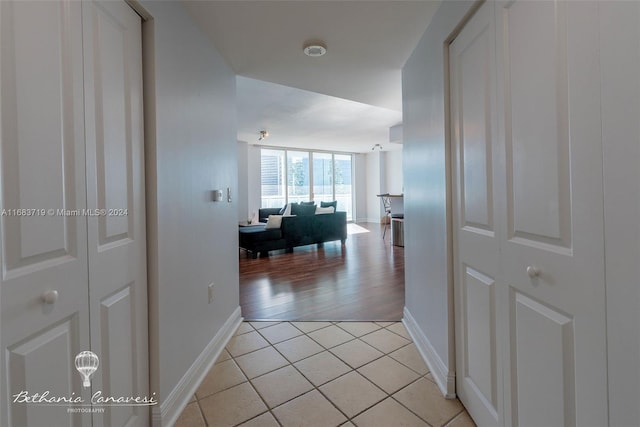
[152,306,242,426]
[403,307,456,399]
[355,218,381,224]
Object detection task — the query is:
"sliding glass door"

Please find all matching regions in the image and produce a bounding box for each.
[261,148,354,220]
[287,151,310,204]
[260,149,286,208]
[334,154,353,220]
[312,152,333,203]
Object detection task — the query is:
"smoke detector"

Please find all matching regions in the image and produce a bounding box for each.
[303,42,327,57]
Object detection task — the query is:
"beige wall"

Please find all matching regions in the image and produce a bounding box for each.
[141,0,239,420]
[402,0,475,387]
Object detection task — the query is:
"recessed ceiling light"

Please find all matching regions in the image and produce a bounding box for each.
[303,43,327,57]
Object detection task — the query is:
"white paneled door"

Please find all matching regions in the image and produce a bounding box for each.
[83,2,148,426]
[452,1,607,426]
[0,2,90,426]
[0,1,147,426]
[495,1,606,426]
[450,3,502,426]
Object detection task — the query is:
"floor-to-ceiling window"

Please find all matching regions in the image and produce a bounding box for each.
[286,151,310,204]
[312,152,333,203]
[261,148,354,220]
[333,153,353,219]
[260,149,286,208]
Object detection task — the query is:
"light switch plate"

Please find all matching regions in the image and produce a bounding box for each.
[208,282,215,303]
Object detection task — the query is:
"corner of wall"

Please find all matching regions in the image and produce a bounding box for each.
[403,307,456,399]
[152,307,242,427]
[401,0,477,403]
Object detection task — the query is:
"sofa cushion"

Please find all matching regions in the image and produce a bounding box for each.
[280,203,296,216]
[291,203,316,216]
[259,207,282,223]
[239,225,282,243]
[265,215,283,229]
[315,206,334,214]
[320,200,338,210]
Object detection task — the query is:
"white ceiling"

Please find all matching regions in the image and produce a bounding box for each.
[183,1,441,153]
[236,76,402,153]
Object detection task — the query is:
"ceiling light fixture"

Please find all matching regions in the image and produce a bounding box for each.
[372,143,383,151]
[303,41,327,57]
[258,130,269,141]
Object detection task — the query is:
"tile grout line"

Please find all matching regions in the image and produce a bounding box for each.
[439,408,466,427]
[192,321,463,427]
[259,321,430,426]
[236,321,352,425]
[250,322,384,424]
[194,397,208,427]
[387,375,439,426]
[269,323,356,423]
[320,322,436,425]
[238,326,287,427]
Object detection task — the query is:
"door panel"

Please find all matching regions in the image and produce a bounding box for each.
[459,29,494,232]
[496,1,606,426]
[1,0,83,272]
[99,285,136,427]
[8,318,83,427]
[450,3,502,426]
[463,267,496,410]
[511,291,575,427]
[82,2,148,426]
[92,4,133,244]
[0,2,91,426]
[503,0,571,249]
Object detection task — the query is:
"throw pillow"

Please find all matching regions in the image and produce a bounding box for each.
[300,201,316,206]
[320,200,338,210]
[265,215,283,229]
[315,206,335,214]
[290,203,316,216]
[283,203,294,216]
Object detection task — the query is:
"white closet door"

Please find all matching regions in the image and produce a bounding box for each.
[0,1,90,426]
[450,3,503,426]
[82,1,148,426]
[495,1,607,426]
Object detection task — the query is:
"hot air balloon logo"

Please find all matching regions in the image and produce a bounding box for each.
[75,351,99,388]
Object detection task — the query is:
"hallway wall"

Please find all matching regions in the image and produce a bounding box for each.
[141,1,239,423]
[401,0,475,392]
[404,3,640,424]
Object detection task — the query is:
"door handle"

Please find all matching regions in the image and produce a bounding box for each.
[526,266,540,278]
[41,289,59,304]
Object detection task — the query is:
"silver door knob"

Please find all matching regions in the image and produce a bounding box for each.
[526,266,540,278]
[41,289,59,304]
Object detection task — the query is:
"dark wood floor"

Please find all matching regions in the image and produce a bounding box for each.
[239,222,405,321]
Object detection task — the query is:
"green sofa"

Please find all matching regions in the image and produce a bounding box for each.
[239,209,347,258]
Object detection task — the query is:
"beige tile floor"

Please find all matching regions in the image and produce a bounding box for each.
[176,321,476,427]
